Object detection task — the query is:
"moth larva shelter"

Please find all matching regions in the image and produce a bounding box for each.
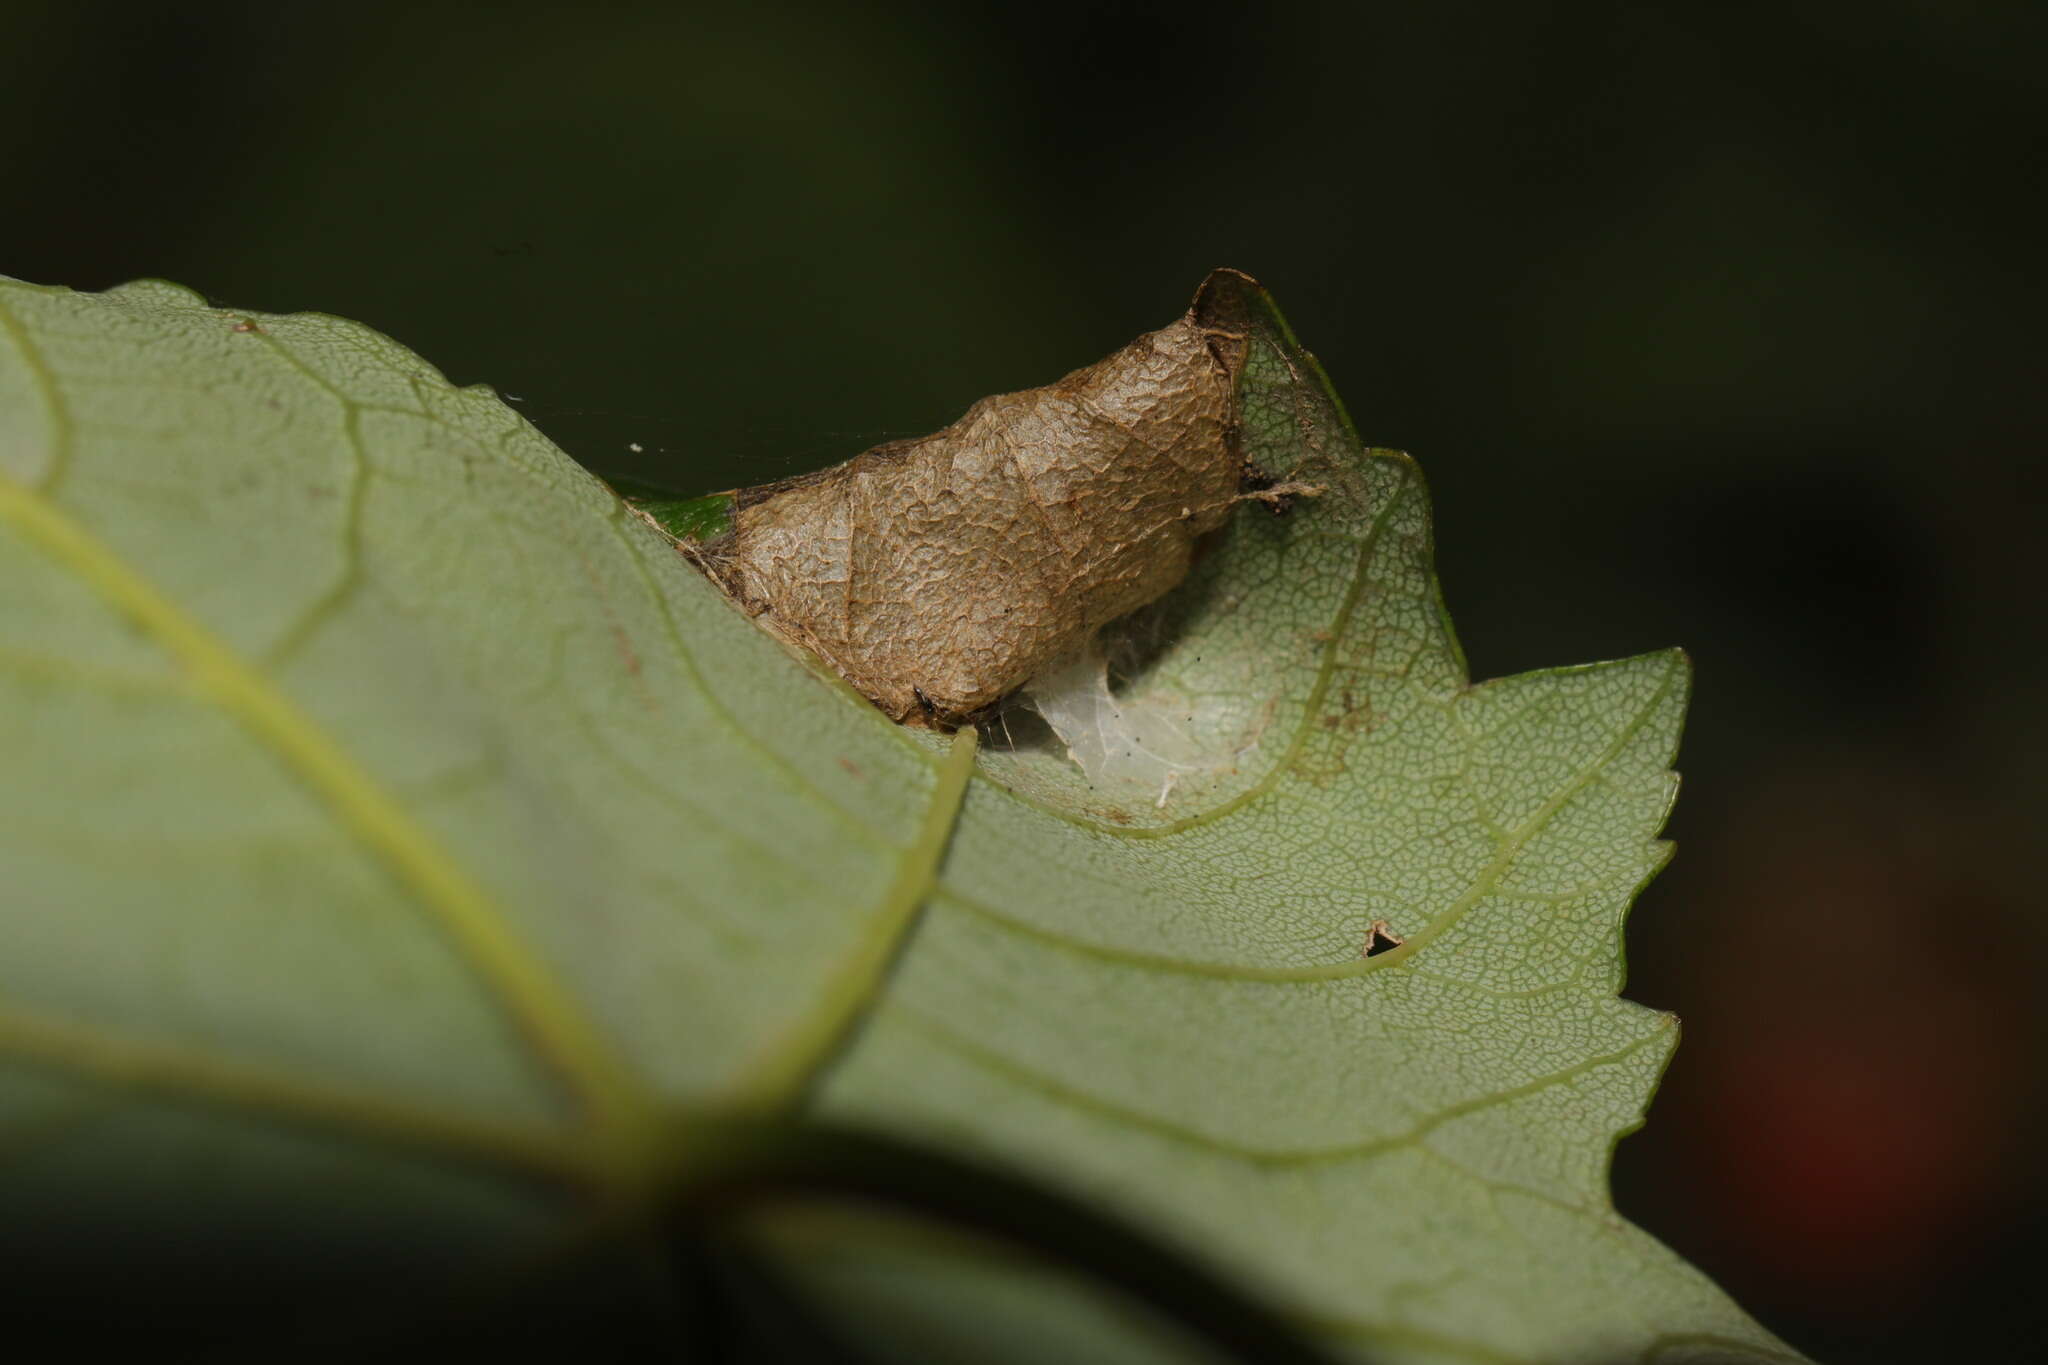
[683,270,1275,726]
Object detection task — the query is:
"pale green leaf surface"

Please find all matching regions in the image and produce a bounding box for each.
[0,275,1797,1362]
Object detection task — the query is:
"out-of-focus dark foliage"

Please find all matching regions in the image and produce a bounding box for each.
[4,3,2041,1360]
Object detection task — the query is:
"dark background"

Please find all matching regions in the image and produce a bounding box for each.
[5,3,2043,1360]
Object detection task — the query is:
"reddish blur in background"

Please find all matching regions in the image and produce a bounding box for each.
[4,3,2042,1360]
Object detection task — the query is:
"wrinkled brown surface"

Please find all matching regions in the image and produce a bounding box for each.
[694,270,1258,724]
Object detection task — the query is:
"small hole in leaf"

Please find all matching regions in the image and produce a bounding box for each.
[1363,919,1404,958]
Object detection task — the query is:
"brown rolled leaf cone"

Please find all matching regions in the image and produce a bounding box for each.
[691,269,1265,726]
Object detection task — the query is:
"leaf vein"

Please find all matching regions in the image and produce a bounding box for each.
[0,291,73,492]
[890,1001,1665,1166]
[0,464,659,1180]
[0,998,596,1187]
[246,329,371,668]
[730,728,979,1111]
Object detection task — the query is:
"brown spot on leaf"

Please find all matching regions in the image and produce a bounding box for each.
[609,622,643,678]
[1300,678,1376,786]
[577,553,654,709]
[1322,687,1369,733]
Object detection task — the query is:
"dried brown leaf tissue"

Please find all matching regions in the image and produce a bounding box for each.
[672,268,1306,727]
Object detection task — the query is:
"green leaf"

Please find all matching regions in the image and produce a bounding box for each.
[604,476,736,543]
[0,276,1800,1362]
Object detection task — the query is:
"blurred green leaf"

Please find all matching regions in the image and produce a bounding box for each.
[0,275,1798,1363]
[610,481,736,543]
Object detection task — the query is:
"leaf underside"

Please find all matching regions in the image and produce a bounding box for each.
[0,277,1798,1363]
